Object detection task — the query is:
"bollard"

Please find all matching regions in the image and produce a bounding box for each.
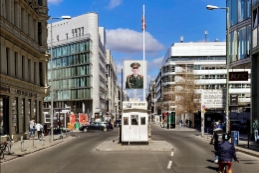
[33,135,35,147]
[49,130,51,143]
[42,133,44,146]
[21,136,24,152]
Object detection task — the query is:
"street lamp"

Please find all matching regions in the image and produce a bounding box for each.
[206,5,230,133]
[50,16,71,142]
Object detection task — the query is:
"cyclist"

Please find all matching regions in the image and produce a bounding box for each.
[212,127,224,163]
[218,133,239,173]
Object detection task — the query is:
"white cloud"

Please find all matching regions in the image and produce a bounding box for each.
[108,0,123,9]
[106,28,165,54]
[148,57,164,71]
[48,0,63,5]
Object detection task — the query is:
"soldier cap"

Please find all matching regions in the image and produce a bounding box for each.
[131,62,141,69]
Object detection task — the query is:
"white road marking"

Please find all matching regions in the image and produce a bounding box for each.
[167,160,173,169]
[171,152,174,156]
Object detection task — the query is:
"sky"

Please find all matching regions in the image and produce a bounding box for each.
[48,0,227,100]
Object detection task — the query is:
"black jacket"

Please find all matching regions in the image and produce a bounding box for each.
[218,141,237,162]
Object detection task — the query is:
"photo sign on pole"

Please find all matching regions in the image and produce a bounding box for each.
[201,89,226,137]
[123,60,147,90]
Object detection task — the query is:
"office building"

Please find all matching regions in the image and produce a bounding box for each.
[154,42,251,127]
[44,12,108,123]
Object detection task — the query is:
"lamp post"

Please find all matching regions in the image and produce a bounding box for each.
[50,16,71,142]
[206,5,230,133]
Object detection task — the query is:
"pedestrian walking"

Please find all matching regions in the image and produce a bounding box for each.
[179,118,183,128]
[35,122,43,141]
[185,119,189,128]
[28,118,35,140]
[253,119,258,142]
[217,120,223,129]
[189,119,192,128]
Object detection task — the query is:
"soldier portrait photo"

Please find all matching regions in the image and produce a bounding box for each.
[124,61,146,89]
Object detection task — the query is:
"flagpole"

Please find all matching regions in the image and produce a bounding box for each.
[143,4,145,102]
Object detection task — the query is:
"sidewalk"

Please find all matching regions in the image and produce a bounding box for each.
[152,123,197,131]
[196,133,259,158]
[1,133,75,163]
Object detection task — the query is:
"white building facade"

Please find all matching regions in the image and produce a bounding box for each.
[106,50,117,121]
[0,0,49,140]
[155,42,251,127]
[44,12,108,122]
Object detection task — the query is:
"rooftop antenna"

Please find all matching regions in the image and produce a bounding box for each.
[205,30,208,42]
[180,36,184,43]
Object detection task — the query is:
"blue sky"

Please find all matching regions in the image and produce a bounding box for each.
[48,0,227,99]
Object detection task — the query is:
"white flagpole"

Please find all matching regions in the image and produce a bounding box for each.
[143,4,145,102]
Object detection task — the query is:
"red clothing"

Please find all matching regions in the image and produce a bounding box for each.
[219,162,232,173]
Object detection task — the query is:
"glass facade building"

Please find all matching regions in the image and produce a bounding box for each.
[44,40,92,101]
[227,0,251,64]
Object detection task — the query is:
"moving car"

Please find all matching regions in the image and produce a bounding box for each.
[114,120,121,127]
[79,122,112,132]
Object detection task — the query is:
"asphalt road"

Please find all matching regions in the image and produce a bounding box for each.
[1,125,259,173]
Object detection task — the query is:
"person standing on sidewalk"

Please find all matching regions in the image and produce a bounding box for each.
[185,119,188,128]
[179,118,183,128]
[35,122,43,141]
[253,119,258,142]
[28,118,35,140]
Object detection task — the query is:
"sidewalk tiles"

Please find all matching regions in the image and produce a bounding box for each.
[1,134,75,163]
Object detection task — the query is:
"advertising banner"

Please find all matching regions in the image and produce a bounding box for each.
[229,71,248,81]
[230,94,238,106]
[124,60,147,89]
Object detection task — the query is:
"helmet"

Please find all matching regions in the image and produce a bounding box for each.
[222,133,230,141]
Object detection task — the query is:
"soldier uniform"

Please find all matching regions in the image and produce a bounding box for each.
[126,62,144,89]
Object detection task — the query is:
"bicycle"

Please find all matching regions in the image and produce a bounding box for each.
[219,160,239,173]
[0,135,13,160]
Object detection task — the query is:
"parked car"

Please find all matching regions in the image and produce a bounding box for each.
[79,122,111,132]
[114,120,121,127]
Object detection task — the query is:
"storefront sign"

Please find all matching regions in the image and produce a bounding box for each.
[230,94,238,106]
[1,86,10,93]
[229,72,248,81]
[16,90,37,98]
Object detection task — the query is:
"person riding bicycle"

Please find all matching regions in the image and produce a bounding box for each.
[212,127,224,163]
[218,133,239,173]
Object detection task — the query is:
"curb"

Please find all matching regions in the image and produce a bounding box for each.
[0,136,74,163]
[195,135,259,158]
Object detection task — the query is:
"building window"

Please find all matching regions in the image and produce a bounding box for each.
[231,0,238,26]
[6,47,9,75]
[247,25,251,57]
[22,98,25,133]
[230,30,238,62]
[253,9,258,28]
[37,0,43,6]
[57,35,59,41]
[0,97,10,135]
[15,52,18,77]
[28,99,31,121]
[15,97,19,134]
[38,22,42,45]
[238,27,246,60]
[28,59,31,82]
[34,101,37,123]
[247,0,251,19]
[34,62,36,84]
[22,56,24,80]
[39,62,43,86]
[238,0,246,22]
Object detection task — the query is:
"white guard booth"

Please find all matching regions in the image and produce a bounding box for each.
[121,101,148,142]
